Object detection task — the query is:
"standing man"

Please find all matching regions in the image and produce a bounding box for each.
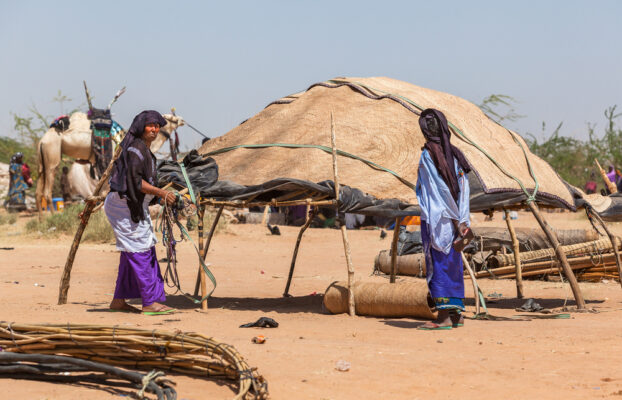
[415,109,471,330]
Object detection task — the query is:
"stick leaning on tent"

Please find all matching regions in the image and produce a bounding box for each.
[57,132,127,305]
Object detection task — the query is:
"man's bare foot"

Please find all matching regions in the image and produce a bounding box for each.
[142,302,175,313]
[109,299,140,313]
[419,309,452,329]
[450,312,465,327]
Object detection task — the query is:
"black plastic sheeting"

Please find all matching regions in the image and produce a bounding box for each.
[158,154,622,218]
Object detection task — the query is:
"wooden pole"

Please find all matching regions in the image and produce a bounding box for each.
[389,217,401,283]
[197,205,208,310]
[283,205,317,297]
[194,205,224,296]
[461,253,481,316]
[261,205,270,225]
[527,201,586,309]
[330,112,355,316]
[504,209,524,298]
[58,134,124,305]
[585,207,622,289]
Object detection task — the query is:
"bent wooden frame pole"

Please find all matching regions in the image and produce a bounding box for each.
[193,205,225,297]
[389,217,401,283]
[586,207,622,289]
[330,112,355,316]
[503,208,524,299]
[527,201,586,309]
[197,205,208,310]
[58,135,125,305]
[283,200,317,297]
[461,252,481,316]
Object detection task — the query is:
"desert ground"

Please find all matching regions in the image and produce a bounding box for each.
[1,209,622,399]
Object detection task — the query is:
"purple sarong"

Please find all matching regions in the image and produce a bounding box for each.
[113,247,166,307]
[421,221,464,299]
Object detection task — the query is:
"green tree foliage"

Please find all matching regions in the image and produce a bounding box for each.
[480,95,621,190]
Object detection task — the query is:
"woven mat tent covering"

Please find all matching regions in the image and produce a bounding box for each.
[199,77,574,209]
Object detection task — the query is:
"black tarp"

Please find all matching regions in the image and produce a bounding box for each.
[158,155,622,219]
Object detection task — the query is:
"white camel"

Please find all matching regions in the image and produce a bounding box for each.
[36,112,184,215]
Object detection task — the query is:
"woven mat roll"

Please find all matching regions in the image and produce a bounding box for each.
[374,250,426,277]
[323,280,436,319]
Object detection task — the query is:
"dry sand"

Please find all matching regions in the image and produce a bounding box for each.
[1,210,622,399]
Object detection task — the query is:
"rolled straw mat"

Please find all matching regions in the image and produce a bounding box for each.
[323,280,436,319]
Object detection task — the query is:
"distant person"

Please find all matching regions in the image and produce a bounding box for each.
[202,137,210,145]
[7,152,32,211]
[104,110,177,315]
[415,109,471,330]
[584,173,597,194]
[606,166,617,195]
[60,166,72,202]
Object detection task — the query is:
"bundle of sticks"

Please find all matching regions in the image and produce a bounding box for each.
[0,323,268,400]
[475,238,622,282]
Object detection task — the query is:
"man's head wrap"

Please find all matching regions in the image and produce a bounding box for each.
[419,108,471,201]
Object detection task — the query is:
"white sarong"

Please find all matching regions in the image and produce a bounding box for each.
[104,191,157,253]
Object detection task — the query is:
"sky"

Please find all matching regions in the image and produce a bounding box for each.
[1,1,621,150]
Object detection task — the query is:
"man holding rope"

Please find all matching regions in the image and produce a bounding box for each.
[104,110,177,315]
[415,108,471,330]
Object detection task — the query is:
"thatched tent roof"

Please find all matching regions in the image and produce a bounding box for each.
[198,77,576,211]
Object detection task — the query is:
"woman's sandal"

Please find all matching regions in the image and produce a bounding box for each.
[143,308,177,316]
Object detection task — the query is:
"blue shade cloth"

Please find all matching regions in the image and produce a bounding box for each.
[415,149,470,254]
[113,247,166,307]
[433,297,465,311]
[421,220,465,300]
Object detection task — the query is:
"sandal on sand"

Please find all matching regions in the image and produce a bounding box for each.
[143,308,177,316]
[418,323,452,331]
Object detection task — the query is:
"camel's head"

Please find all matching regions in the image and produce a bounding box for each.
[161,114,185,134]
[150,113,186,153]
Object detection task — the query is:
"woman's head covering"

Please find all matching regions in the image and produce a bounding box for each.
[127,110,167,138]
[419,108,471,201]
[109,110,167,221]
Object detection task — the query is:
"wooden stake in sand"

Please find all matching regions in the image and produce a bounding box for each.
[197,205,208,310]
[283,202,317,297]
[527,201,586,309]
[389,217,401,283]
[504,208,523,299]
[194,205,224,297]
[58,136,125,305]
[330,112,355,316]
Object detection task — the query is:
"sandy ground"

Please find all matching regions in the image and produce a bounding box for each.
[1,210,622,399]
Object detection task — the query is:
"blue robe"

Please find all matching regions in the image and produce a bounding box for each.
[8,162,28,205]
[415,149,470,305]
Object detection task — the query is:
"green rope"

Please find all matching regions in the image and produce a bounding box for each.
[205,142,416,189]
[328,79,540,203]
[178,162,197,205]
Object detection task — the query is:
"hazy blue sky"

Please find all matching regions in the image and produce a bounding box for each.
[1,1,621,149]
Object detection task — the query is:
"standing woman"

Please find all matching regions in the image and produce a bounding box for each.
[415,109,471,330]
[105,110,176,315]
